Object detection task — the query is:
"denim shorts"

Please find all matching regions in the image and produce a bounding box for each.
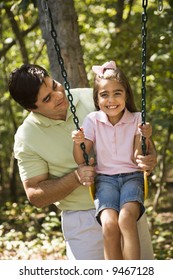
[94,171,145,223]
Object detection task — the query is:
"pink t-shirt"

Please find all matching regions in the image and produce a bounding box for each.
[82,108,142,175]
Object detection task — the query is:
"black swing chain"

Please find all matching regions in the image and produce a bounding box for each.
[42,0,89,165]
[141,0,148,156]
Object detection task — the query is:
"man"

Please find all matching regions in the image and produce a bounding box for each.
[9,64,157,260]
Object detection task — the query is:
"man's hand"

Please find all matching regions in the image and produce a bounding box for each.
[75,157,95,186]
[136,154,157,175]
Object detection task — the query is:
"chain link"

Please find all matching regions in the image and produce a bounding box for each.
[42,0,89,165]
[157,0,163,13]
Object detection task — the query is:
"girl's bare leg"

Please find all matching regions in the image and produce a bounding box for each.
[119,202,141,260]
[100,209,123,260]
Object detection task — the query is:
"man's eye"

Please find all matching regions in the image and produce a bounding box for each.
[44,95,50,102]
[53,82,57,90]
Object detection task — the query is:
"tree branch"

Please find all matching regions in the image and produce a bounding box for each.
[0,18,39,59]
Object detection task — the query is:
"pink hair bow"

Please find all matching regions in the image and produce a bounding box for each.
[92,61,116,76]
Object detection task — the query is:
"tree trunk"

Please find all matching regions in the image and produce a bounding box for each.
[115,0,125,28]
[37,0,89,88]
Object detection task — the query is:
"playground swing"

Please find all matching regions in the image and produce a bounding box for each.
[42,0,162,201]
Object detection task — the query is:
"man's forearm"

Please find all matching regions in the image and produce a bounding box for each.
[23,171,80,208]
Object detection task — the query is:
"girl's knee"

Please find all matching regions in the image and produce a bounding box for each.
[119,204,139,231]
[101,209,119,236]
[118,208,131,230]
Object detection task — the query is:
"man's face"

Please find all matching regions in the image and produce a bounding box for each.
[32,76,69,120]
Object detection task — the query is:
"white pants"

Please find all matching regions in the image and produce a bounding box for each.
[61,209,154,260]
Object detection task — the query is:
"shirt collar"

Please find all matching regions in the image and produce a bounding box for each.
[117,108,134,124]
[95,108,135,125]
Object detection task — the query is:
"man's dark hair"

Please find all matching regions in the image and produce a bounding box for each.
[8,64,49,109]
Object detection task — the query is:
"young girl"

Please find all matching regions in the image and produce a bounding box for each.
[72,61,152,260]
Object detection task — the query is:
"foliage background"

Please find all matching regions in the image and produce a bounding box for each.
[0,0,173,259]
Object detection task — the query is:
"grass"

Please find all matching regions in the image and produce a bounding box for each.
[0,185,172,260]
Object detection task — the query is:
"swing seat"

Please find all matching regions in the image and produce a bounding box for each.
[144,171,148,200]
[89,173,148,202]
[89,184,96,202]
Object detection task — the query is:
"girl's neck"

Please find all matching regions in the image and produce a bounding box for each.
[107,109,125,126]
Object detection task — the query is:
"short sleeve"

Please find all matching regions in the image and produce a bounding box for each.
[135,112,142,135]
[14,134,48,181]
[82,114,96,143]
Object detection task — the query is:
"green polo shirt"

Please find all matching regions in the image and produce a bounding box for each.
[14,88,95,211]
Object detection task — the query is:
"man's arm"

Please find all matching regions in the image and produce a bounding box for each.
[23,164,95,208]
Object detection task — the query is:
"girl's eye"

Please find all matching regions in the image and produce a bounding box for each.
[115,90,123,96]
[100,93,108,98]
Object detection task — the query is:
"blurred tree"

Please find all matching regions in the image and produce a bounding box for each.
[0,0,43,201]
[0,0,172,207]
[37,0,89,87]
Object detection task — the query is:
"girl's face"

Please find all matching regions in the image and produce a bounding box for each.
[97,79,126,125]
